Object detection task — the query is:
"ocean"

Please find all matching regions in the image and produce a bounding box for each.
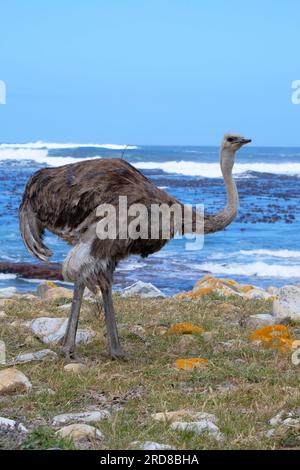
[0,142,300,295]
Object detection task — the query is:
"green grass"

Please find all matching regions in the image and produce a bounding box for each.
[21,426,75,450]
[0,292,300,449]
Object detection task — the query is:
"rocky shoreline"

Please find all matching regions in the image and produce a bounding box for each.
[0,262,63,280]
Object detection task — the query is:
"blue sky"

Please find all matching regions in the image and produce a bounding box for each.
[0,0,299,145]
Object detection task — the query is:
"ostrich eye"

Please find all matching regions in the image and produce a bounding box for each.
[227,137,236,143]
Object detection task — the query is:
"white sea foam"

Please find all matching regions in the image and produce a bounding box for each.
[135,161,300,177]
[200,261,300,278]
[0,148,100,167]
[0,273,17,280]
[116,261,147,272]
[237,249,300,259]
[0,142,138,150]
[209,249,300,260]
[0,148,49,160]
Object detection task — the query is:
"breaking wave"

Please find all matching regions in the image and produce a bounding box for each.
[236,249,300,259]
[200,261,300,278]
[0,148,100,167]
[0,273,17,280]
[209,249,300,260]
[135,161,300,177]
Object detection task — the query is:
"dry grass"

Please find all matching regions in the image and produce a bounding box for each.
[1,292,300,449]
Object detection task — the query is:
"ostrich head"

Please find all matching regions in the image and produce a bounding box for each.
[220,133,251,175]
[222,133,252,152]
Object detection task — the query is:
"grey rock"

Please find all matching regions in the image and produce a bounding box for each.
[122,281,166,298]
[265,429,275,438]
[269,411,285,426]
[0,416,28,433]
[10,349,57,365]
[131,441,174,450]
[273,285,300,320]
[0,341,6,365]
[52,410,110,426]
[26,317,96,345]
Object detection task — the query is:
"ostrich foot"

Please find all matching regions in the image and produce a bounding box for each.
[59,346,85,363]
[109,348,130,361]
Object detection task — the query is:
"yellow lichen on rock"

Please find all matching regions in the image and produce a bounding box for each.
[167,322,204,335]
[250,325,294,351]
[175,275,272,301]
[45,281,58,289]
[175,358,209,370]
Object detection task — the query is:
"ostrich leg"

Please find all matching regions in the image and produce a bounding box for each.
[61,277,85,360]
[100,282,125,359]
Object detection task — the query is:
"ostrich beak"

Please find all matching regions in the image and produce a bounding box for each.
[240,138,252,145]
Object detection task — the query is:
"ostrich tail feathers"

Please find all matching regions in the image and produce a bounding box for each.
[19,201,52,261]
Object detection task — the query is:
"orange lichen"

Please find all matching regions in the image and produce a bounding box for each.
[167,322,204,335]
[175,287,214,300]
[175,275,267,301]
[175,358,209,370]
[190,287,214,298]
[240,285,254,293]
[250,325,294,351]
[223,279,238,286]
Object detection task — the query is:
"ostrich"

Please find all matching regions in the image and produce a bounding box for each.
[19,133,251,360]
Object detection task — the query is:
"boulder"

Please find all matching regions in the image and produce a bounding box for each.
[0,287,17,298]
[0,416,28,433]
[57,424,103,442]
[25,317,96,345]
[10,349,57,365]
[0,368,32,395]
[273,285,300,320]
[0,310,7,318]
[121,281,166,298]
[170,420,223,441]
[52,410,110,426]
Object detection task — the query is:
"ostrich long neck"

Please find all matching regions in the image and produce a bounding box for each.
[182,147,238,235]
[203,147,238,234]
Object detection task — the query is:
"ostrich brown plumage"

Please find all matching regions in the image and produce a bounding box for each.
[19,134,251,360]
